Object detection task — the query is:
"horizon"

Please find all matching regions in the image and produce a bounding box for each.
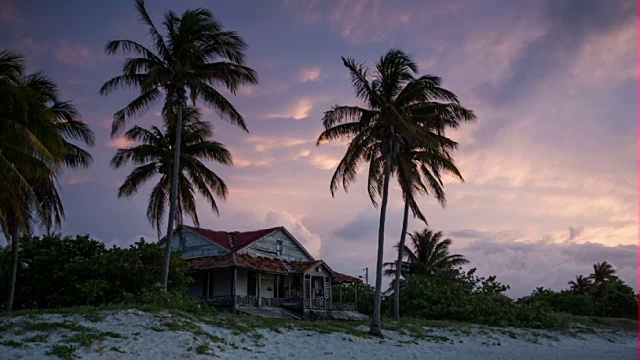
[0,0,637,298]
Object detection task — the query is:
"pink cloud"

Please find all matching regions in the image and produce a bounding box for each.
[105,137,134,149]
[55,41,95,69]
[67,176,94,185]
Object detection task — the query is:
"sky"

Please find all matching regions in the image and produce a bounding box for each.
[1,0,637,297]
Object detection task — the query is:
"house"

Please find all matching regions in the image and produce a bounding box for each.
[163,225,364,319]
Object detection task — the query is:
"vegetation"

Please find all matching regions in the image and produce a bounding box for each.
[384,228,469,280]
[0,51,94,312]
[317,49,474,335]
[101,0,257,287]
[0,234,191,310]
[111,107,232,237]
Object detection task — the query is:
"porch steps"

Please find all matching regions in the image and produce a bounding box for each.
[309,310,369,321]
[236,306,302,320]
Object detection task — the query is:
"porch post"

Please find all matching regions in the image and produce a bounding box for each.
[233,267,238,308]
[206,270,210,298]
[257,272,262,306]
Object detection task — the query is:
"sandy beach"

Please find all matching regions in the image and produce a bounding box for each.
[0,309,635,360]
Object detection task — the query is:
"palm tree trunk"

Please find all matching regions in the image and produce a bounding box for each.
[162,103,184,288]
[370,152,392,336]
[601,286,606,316]
[393,199,410,321]
[5,230,18,312]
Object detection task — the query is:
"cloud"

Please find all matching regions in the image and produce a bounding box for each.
[309,154,339,170]
[267,98,313,120]
[66,176,94,185]
[232,156,274,168]
[246,136,310,152]
[299,66,321,82]
[105,137,134,149]
[567,226,584,242]
[449,230,638,298]
[265,211,322,257]
[284,0,469,43]
[334,210,378,240]
[478,0,637,104]
[54,40,96,69]
[293,149,311,160]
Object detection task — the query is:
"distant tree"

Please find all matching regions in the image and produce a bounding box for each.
[531,287,552,296]
[101,0,257,287]
[589,261,618,315]
[568,275,592,295]
[384,228,469,278]
[111,107,231,237]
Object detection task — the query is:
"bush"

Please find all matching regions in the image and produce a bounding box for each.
[389,269,565,329]
[0,234,192,310]
[332,282,375,316]
[517,281,638,320]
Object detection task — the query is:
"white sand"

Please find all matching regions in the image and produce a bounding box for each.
[0,309,636,359]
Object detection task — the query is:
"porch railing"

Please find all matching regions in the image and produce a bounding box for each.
[236,295,259,306]
[330,302,357,312]
[199,295,233,306]
[261,297,286,307]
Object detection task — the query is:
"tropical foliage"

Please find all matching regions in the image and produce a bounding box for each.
[101,0,257,287]
[317,49,474,335]
[111,107,232,237]
[0,51,94,312]
[0,234,190,310]
[384,228,469,278]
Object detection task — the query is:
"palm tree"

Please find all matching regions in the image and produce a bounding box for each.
[589,261,617,315]
[568,275,592,295]
[0,51,94,311]
[111,107,231,239]
[318,49,473,335]
[384,228,468,278]
[100,0,257,287]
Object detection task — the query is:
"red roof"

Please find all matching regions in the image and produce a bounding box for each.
[182,225,280,251]
[186,254,362,283]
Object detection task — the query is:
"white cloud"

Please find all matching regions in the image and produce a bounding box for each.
[246,136,310,152]
[265,211,322,257]
[267,98,313,120]
[309,154,340,170]
[299,66,321,82]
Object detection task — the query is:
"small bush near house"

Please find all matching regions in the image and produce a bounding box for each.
[0,234,192,311]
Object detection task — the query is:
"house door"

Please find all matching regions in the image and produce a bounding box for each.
[247,271,257,296]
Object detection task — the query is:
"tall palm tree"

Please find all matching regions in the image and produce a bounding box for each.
[101,0,257,287]
[384,228,468,278]
[568,275,592,295]
[111,107,231,240]
[589,261,617,315]
[318,50,474,334]
[0,51,94,311]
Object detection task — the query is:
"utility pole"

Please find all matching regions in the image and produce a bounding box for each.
[359,267,369,285]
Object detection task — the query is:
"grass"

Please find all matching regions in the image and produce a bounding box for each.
[2,339,25,348]
[24,334,50,343]
[195,344,210,355]
[47,344,79,360]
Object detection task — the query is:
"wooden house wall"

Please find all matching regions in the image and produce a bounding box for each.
[240,230,311,262]
[171,232,229,259]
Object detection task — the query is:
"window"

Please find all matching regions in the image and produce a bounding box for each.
[276,240,283,256]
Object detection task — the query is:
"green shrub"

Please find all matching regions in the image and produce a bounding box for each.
[0,234,191,310]
[389,269,565,329]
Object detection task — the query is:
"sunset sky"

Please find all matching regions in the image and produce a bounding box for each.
[1,0,637,297]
